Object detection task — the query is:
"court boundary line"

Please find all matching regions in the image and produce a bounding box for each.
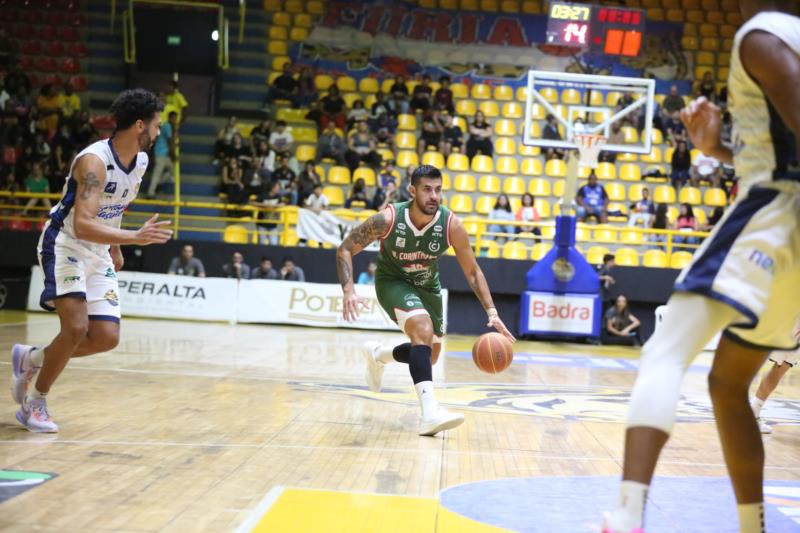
[234,485,285,533]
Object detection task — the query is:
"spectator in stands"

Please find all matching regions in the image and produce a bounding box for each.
[602,294,641,346]
[250,117,272,147]
[32,132,51,161]
[515,193,540,237]
[166,80,189,123]
[717,85,728,107]
[576,171,609,223]
[542,113,564,160]
[1,169,20,215]
[168,245,206,277]
[389,75,409,115]
[272,155,298,205]
[221,157,248,205]
[628,187,654,227]
[320,85,347,130]
[304,183,329,213]
[21,162,51,216]
[378,160,397,187]
[251,257,280,280]
[51,122,76,178]
[418,110,443,161]
[488,194,516,243]
[597,253,616,310]
[662,84,685,116]
[252,180,287,244]
[347,100,368,131]
[434,76,454,115]
[316,122,346,165]
[226,132,252,171]
[691,150,721,187]
[410,75,434,113]
[670,140,692,190]
[0,79,10,115]
[268,120,294,160]
[369,92,396,134]
[297,66,317,108]
[35,84,60,136]
[250,139,276,194]
[305,101,323,132]
[664,110,687,147]
[695,71,715,101]
[703,206,725,232]
[374,123,396,157]
[372,179,397,210]
[345,120,380,171]
[439,113,463,157]
[74,110,97,146]
[223,252,251,280]
[649,203,669,246]
[345,177,370,208]
[673,203,699,249]
[58,83,81,124]
[297,160,322,206]
[599,122,625,163]
[147,110,178,198]
[357,261,377,285]
[720,111,733,146]
[466,110,493,160]
[280,256,306,282]
[214,116,239,165]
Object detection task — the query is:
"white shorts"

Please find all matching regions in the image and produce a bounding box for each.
[769,323,800,366]
[674,185,800,351]
[37,222,121,322]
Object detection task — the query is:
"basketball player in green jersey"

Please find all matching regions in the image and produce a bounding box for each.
[336,164,515,436]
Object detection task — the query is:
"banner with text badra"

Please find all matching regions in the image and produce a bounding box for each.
[296,208,379,250]
[27,266,238,322]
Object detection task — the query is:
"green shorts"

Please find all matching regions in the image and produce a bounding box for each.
[375,277,445,340]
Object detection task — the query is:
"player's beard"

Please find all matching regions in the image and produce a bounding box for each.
[418,197,439,216]
[137,130,153,151]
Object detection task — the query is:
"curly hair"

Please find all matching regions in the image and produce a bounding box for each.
[110,89,164,131]
[411,164,442,186]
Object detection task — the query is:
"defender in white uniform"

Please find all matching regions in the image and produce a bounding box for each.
[750,320,800,434]
[9,89,173,433]
[605,2,800,533]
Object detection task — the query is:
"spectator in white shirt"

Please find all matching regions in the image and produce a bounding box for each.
[269,120,299,173]
[304,184,329,213]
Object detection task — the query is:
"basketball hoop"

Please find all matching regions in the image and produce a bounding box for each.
[574,133,606,169]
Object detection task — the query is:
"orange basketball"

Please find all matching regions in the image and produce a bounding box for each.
[472,332,514,373]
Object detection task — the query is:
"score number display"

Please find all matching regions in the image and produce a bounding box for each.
[545,2,645,57]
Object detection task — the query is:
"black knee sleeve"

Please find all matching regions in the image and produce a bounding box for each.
[408,344,433,384]
[392,342,412,363]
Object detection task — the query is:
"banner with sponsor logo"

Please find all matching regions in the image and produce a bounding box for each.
[519,291,600,337]
[296,208,379,250]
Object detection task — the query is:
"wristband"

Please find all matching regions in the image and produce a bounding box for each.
[486,307,498,319]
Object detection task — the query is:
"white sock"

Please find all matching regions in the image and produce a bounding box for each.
[737,502,764,533]
[375,346,395,365]
[609,481,649,531]
[29,347,45,367]
[414,381,439,417]
[25,387,46,404]
[750,397,765,418]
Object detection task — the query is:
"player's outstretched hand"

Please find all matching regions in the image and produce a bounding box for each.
[342,289,367,322]
[134,213,173,245]
[487,315,516,344]
[679,97,722,156]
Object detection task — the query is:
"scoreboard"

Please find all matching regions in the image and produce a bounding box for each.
[545,2,645,57]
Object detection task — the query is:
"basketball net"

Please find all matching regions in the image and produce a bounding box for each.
[573,133,606,169]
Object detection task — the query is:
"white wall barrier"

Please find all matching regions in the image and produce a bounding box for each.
[27,267,447,332]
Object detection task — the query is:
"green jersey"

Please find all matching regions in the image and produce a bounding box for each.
[376,201,453,290]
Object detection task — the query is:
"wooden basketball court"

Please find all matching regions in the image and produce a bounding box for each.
[1,310,798,532]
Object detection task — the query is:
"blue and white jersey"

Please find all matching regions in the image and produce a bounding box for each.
[49,138,148,255]
[729,11,800,192]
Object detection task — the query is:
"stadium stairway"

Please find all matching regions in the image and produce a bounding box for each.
[85,2,126,110]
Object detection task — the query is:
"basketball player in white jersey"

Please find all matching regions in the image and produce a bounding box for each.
[604,1,800,532]
[750,321,800,433]
[9,89,173,432]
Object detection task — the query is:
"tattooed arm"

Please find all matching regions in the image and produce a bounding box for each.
[450,215,516,342]
[337,209,391,321]
[71,154,173,246]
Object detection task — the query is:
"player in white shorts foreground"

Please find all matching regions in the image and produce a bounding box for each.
[10,89,173,432]
[604,1,800,532]
[750,322,799,434]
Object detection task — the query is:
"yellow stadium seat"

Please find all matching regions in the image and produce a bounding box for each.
[704,188,727,207]
[396,150,419,168]
[670,251,693,269]
[395,132,417,150]
[471,155,494,173]
[620,229,645,246]
[269,26,288,40]
[494,119,516,137]
[496,156,518,175]
[574,224,592,241]
[528,178,550,196]
[534,198,550,219]
[397,114,417,131]
[453,116,468,130]
[679,186,702,206]
[295,144,316,162]
[494,137,516,155]
[454,173,477,192]
[530,242,549,261]
[293,127,317,143]
[353,167,376,187]
[501,102,523,119]
[595,162,616,180]
[519,144,541,157]
[606,91,623,106]
[620,163,641,181]
[263,0,281,11]
[422,151,445,168]
[502,241,528,260]
[666,8,684,22]
[294,13,312,28]
[526,121,542,138]
[307,0,324,14]
[521,158,543,176]
[617,152,638,163]
[605,183,626,202]
[545,159,567,177]
[615,248,640,266]
[586,246,610,265]
[451,83,469,99]
[336,76,357,92]
[380,79,394,94]
[493,85,514,101]
[622,126,639,144]
[515,87,529,102]
[314,74,334,91]
[289,27,309,41]
[701,37,720,51]
[272,12,291,26]
[500,0,519,12]
[593,227,617,244]
[480,0,499,11]
[627,184,646,202]
[327,166,351,185]
[475,195,494,215]
[654,185,676,204]
[720,25,736,39]
[284,0,303,13]
[650,128,664,145]
[503,177,526,195]
[268,40,288,55]
[480,240,501,258]
[471,84,491,100]
[647,7,664,21]
[449,194,473,214]
[478,100,499,118]
[641,147,663,164]
[447,153,469,172]
[696,51,715,66]
[223,224,249,244]
[323,186,345,206]
[440,172,452,190]
[478,175,501,194]
[643,250,668,268]
[456,100,477,116]
[539,87,558,104]
[561,88,582,104]
[358,78,379,94]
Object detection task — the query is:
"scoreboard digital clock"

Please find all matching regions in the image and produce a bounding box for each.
[545,2,645,57]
